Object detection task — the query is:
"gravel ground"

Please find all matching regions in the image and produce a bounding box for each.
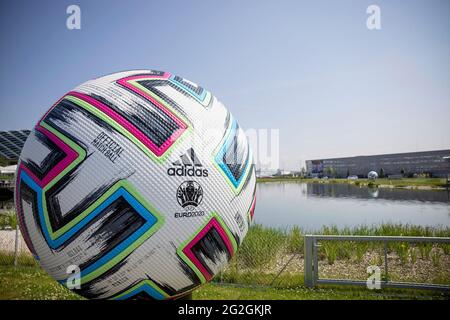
[2,230,449,287]
[239,247,450,285]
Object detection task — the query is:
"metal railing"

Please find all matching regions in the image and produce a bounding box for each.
[304,235,450,292]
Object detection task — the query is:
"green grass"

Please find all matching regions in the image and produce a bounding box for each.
[1,223,448,270]
[0,211,17,229]
[0,251,38,267]
[0,266,82,300]
[257,177,448,188]
[0,266,446,300]
[235,223,450,267]
[0,174,14,181]
[2,223,448,280]
[236,224,286,269]
[0,156,16,167]
[211,223,450,290]
[286,226,304,254]
[195,283,431,300]
[216,269,305,288]
[0,223,448,299]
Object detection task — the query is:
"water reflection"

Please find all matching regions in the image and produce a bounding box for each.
[2,183,449,230]
[306,183,450,203]
[255,182,450,230]
[367,188,379,198]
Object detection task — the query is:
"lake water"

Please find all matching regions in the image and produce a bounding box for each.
[2,183,450,230]
[255,182,450,230]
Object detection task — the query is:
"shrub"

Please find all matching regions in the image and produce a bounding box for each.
[0,212,17,230]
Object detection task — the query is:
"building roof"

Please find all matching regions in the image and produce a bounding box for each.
[0,130,30,160]
[0,165,17,174]
[307,149,450,162]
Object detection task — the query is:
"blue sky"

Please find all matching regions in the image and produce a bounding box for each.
[1,0,449,169]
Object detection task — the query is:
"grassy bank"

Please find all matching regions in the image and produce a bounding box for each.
[0,211,17,229]
[1,223,449,299]
[257,177,449,189]
[0,174,13,181]
[1,223,449,272]
[0,266,446,300]
[236,223,450,264]
[219,223,450,288]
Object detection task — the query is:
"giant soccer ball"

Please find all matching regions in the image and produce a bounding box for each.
[15,70,256,299]
[367,171,378,180]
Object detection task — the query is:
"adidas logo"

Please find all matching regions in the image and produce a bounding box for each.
[167,148,209,177]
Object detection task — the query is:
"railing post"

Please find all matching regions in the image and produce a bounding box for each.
[313,239,319,284]
[383,241,388,283]
[304,235,314,288]
[14,223,19,267]
[302,235,450,292]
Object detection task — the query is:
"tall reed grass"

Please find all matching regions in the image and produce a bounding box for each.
[235,223,450,267]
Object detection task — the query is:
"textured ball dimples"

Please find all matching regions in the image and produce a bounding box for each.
[15,70,256,300]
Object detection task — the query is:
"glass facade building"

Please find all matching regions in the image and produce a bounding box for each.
[306,149,450,178]
[0,130,31,160]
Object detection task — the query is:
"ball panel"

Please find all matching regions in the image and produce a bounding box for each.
[177,213,237,284]
[15,69,256,299]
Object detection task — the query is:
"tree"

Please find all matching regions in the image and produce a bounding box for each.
[346,169,350,178]
[324,166,336,177]
[330,167,337,178]
[325,166,337,178]
[379,168,385,178]
[300,167,306,178]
